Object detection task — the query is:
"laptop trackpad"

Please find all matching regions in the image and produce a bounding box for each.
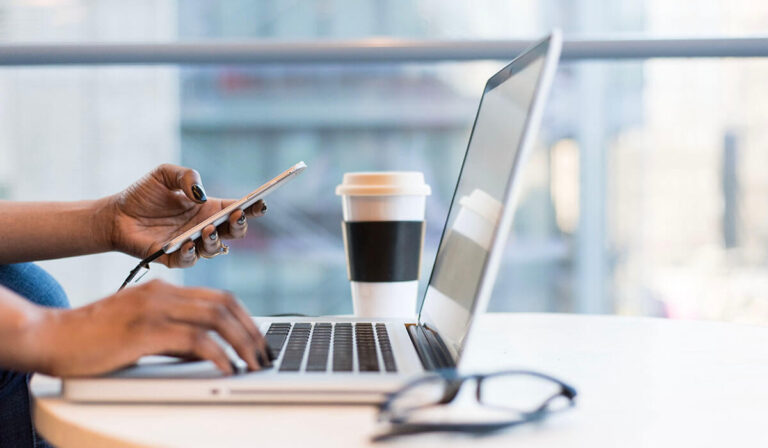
[105,356,236,379]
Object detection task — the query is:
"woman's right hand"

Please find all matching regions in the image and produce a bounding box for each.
[33,280,269,377]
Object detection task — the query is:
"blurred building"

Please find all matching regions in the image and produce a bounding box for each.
[176,0,645,316]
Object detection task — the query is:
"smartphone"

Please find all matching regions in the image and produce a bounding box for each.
[162,161,307,254]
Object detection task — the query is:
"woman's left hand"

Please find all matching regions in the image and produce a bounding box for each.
[107,164,266,268]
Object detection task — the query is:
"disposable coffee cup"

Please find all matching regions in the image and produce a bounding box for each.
[336,172,431,318]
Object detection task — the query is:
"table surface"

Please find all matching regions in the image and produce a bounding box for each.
[32,313,768,447]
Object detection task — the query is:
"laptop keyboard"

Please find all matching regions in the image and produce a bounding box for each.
[265,322,397,373]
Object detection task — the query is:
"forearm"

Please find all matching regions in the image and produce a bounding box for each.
[0,286,55,373]
[0,198,115,264]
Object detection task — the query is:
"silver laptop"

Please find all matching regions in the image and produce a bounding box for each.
[63,31,562,404]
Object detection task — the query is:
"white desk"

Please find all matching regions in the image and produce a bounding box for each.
[32,313,768,447]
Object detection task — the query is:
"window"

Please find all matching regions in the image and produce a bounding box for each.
[3,0,768,324]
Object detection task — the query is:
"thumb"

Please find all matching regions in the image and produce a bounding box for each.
[154,164,207,203]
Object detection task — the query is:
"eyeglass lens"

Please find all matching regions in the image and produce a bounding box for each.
[386,372,572,424]
[478,373,569,413]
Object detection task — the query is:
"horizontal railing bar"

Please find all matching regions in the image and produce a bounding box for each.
[1,37,768,66]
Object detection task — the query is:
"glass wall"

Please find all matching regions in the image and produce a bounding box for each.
[3,0,768,325]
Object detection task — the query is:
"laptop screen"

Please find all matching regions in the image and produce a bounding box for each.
[419,34,559,360]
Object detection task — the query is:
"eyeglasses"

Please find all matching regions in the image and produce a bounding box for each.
[374,369,577,441]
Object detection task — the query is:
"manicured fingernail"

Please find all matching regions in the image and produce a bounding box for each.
[267,348,277,362]
[256,350,273,368]
[188,245,195,254]
[261,203,267,213]
[191,184,207,202]
[209,231,218,241]
[237,213,246,225]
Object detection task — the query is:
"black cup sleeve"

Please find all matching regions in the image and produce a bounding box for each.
[343,221,424,282]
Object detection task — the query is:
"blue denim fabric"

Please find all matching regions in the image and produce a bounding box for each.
[0,263,69,448]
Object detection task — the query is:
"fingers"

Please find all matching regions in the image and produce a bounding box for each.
[218,293,270,361]
[168,241,197,268]
[153,163,207,204]
[243,200,267,218]
[162,296,261,371]
[225,210,248,240]
[170,207,256,264]
[159,324,234,375]
[197,225,224,258]
[162,286,268,370]
[215,200,266,240]
[157,191,267,265]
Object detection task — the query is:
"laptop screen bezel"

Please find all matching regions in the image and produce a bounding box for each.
[417,31,562,364]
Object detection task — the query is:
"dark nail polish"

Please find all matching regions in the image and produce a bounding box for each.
[261,203,267,213]
[209,231,218,241]
[237,214,246,225]
[267,348,277,362]
[255,350,266,366]
[191,184,207,202]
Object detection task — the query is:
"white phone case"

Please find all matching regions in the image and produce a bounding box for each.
[162,161,307,254]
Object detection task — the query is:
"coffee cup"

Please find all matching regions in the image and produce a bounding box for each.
[336,172,431,318]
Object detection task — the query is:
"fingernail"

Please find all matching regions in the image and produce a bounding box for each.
[188,245,195,254]
[257,350,273,368]
[191,184,207,202]
[237,213,246,225]
[267,348,277,362]
[261,203,267,213]
[209,231,218,241]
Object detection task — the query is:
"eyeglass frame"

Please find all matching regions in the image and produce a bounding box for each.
[374,369,577,440]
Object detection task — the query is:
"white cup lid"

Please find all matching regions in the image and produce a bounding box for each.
[336,172,431,196]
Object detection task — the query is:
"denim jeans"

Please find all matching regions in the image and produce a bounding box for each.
[0,263,69,448]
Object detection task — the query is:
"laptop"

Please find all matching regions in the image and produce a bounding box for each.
[63,31,562,404]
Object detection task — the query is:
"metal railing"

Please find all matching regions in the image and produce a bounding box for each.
[1,37,767,65]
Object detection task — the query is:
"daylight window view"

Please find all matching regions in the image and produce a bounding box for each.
[2,0,768,325]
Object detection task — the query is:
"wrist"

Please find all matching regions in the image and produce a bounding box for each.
[17,306,62,375]
[92,195,119,253]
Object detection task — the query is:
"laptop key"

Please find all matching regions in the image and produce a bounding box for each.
[306,323,332,372]
[265,323,291,358]
[375,324,397,372]
[333,323,353,372]
[355,323,379,372]
[279,324,311,372]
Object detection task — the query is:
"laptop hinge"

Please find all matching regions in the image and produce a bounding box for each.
[406,324,456,371]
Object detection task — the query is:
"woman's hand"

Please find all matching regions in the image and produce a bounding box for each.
[106,164,266,267]
[30,280,270,377]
